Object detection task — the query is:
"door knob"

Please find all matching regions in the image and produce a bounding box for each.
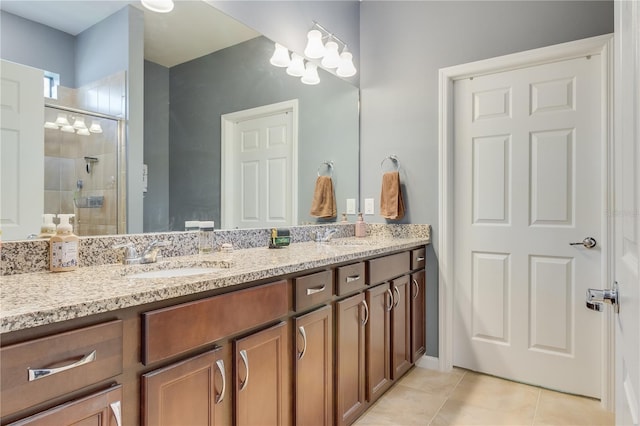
[570,237,597,249]
[586,282,619,313]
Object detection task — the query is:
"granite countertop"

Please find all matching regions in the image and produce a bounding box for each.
[0,236,429,334]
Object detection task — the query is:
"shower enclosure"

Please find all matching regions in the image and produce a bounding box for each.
[44,105,125,236]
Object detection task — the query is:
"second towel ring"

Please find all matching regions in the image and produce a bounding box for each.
[317,161,334,177]
[381,155,400,171]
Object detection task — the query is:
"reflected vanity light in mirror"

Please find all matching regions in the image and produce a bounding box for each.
[270,43,291,67]
[287,53,306,77]
[301,62,320,85]
[141,0,174,13]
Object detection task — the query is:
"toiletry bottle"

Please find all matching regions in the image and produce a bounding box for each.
[38,214,57,238]
[355,212,367,237]
[198,221,215,254]
[50,214,79,272]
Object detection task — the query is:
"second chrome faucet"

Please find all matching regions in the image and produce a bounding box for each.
[113,240,172,265]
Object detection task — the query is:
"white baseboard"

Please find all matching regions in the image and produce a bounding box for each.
[415,355,440,370]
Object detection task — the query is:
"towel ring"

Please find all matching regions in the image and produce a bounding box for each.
[317,161,334,177]
[381,155,400,171]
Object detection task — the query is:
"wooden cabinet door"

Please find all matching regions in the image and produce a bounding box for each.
[335,293,366,426]
[411,270,427,363]
[366,283,392,403]
[294,305,333,426]
[9,385,122,426]
[391,275,412,379]
[234,322,288,426]
[142,348,226,426]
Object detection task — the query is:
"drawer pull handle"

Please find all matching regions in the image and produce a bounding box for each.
[28,350,96,381]
[297,326,307,360]
[412,279,420,300]
[239,349,249,392]
[110,401,122,426]
[416,256,425,262]
[393,286,400,308]
[361,300,370,326]
[306,285,326,296]
[215,359,226,404]
[346,275,361,283]
[386,289,394,312]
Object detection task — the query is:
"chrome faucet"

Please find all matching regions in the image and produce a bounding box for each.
[141,240,172,264]
[113,240,171,265]
[315,228,339,243]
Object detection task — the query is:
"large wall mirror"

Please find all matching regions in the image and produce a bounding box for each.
[0,0,359,240]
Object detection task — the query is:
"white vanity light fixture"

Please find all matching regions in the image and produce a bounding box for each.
[287,53,306,77]
[72,116,87,131]
[301,62,320,85]
[60,124,75,133]
[77,128,91,136]
[269,43,291,67]
[55,113,70,127]
[304,22,357,77]
[44,121,58,129]
[140,0,174,13]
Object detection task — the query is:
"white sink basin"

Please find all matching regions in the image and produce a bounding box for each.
[126,267,223,279]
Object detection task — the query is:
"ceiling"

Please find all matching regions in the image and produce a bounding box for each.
[0,0,260,67]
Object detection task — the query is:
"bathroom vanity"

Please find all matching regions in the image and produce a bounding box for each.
[0,233,429,426]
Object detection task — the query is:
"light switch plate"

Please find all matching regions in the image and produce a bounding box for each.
[346,198,356,214]
[364,198,375,215]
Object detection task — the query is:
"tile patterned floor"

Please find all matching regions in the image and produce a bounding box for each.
[354,367,614,426]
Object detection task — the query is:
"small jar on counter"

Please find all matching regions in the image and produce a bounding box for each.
[198,221,215,254]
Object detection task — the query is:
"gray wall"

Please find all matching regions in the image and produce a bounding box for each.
[143,61,170,232]
[210,0,360,87]
[168,36,359,229]
[360,0,614,357]
[0,11,76,87]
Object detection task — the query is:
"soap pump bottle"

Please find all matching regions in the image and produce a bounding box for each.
[355,212,367,237]
[38,214,57,238]
[50,214,79,272]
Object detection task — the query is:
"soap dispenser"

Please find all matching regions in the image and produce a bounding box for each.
[355,212,367,237]
[38,214,57,239]
[50,214,79,272]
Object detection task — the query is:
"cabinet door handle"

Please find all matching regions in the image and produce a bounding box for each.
[239,349,249,392]
[28,350,96,381]
[386,289,394,312]
[306,284,326,296]
[346,275,361,283]
[361,300,370,326]
[215,359,226,404]
[110,401,122,426]
[416,256,425,262]
[412,279,420,300]
[393,286,400,308]
[297,326,307,360]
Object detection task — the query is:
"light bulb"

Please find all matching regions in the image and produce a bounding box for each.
[301,62,320,85]
[304,29,325,59]
[140,0,174,13]
[336,51,357,78]
[55,113,69,126]
[72,117,87,130]
[286,54,306,77]
[269,43,290,67]
[321,41,340,69]
[89,121,103,134]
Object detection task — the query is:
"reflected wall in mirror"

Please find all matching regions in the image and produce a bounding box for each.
[0,1,360,240]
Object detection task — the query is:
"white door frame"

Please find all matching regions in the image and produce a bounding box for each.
[221,99,299,229]
[438,34,614,409]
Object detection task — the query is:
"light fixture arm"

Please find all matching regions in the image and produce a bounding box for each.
[310,21,349,51]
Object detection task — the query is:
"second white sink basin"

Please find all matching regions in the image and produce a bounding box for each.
[127,267,223,279]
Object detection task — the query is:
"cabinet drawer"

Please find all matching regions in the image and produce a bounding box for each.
[0,320,123,418]
[143,280,289,365]
[336,262,366,296]
[367,252,410,285]
[294,270,333,311]
[411,247,426,270]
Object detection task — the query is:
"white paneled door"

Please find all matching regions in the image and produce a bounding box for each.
[1,60,44,240]
[453,55,602,397]
[221,101,297,229]
[614,1,640,424]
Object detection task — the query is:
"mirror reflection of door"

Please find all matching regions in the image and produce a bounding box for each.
[222,100,298,229]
